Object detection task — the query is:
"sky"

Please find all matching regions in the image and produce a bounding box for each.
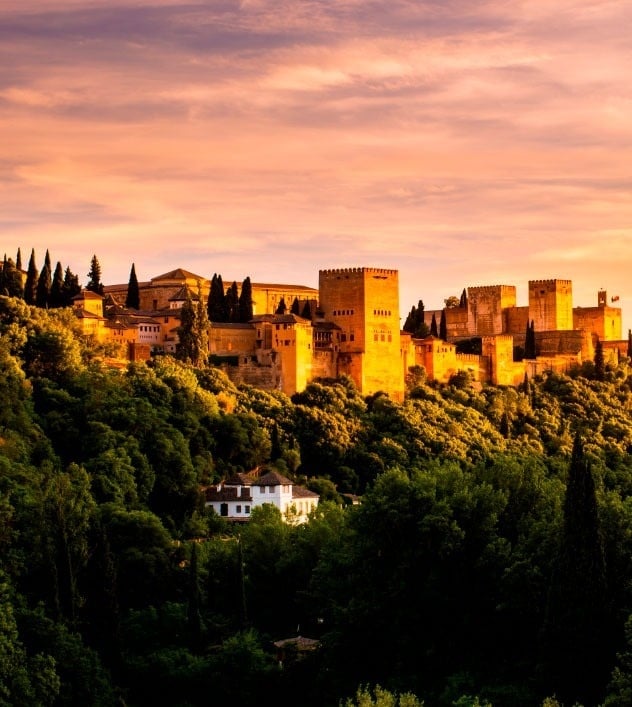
[2,0,632,330]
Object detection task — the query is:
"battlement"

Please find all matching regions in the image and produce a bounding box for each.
[468,285,515,294]
[319,267,398,278]
[529,279,572,287]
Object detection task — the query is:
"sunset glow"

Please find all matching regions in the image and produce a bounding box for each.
[2,0,632,327]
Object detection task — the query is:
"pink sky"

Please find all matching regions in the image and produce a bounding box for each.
[2,0,632,330]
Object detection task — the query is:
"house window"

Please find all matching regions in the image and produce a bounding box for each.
[236,505,242,513]
[220,503,228,517]
[245,506,250,514]
[283,485,290,493]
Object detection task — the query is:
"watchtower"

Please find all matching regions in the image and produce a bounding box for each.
[319,267,404,401]
[529,279,573,332]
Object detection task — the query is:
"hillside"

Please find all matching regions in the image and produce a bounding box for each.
[1,295,632,706]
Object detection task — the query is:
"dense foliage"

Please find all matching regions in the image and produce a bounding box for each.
[2,295,632,705]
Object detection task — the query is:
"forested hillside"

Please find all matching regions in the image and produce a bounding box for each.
[2,294,632,706]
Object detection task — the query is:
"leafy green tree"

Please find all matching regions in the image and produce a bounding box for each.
[86,254,104,295]
[23,249,38,305]
[125,263,140,309]
[239,276,254,322]
[342,684,424,706]
[444,295,460,308]
[35,250,52,308]
[48,263,65,308]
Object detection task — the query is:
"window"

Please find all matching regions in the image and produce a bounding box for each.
[245,505,250,514]
[236,505,242,513]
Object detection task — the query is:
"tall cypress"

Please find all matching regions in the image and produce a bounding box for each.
[276,297,287,315]
[208,274,226,322]
[176,291,198,364]
[49,262,65,308]
[125,263,140,309]
[238,276,254,322]
[224,281,238,322]
[301,300,312,320]
[525,319,537,359]
[542,433,610,705]
[430,313,438,337]
[15,247,22,271]
[627,329,632,359]
[290,297,300,315]
[439,310,447,341]
[23,249,38,304]
[595,338,605,381]
[459,288,467,308]
[36,249,52,307]
[195,283,210,365]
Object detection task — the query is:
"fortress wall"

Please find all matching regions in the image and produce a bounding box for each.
[506,306,530,336]
[446,307,469,339]
[573,306,622,341]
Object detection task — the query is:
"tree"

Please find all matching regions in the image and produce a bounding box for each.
[290,296,300,315]
[439,309,447,341]
[444,295,460,308]
[15,247,22,271]
[187,542,202,650]
[62,267,81,307]
[275,297,287,315]
[627,329,632,360]
[238,276,254,322]
[24,249,38,305]
[301,300,312,320]
[459,288,468,308]
[125,263,140,309]
[226,281,239,322]
[176,291,198,364]
[49,262,65,308]
[195,283,210,365]
[36,249,52,308]
[430,313,438,337]
[541,432,610,705]
[525,320,536,359]
[1,257,24,298]
[86,255,104,295]
[595,337,605,381]
[207,274,226,322]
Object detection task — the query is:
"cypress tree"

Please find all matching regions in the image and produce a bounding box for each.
[238,276,254,322]
[49,262,65,308]
[125,263,140,309]
[595,338,605,381]
[208,274,226,322]
[627,329,632,360]
[290,296,300,315]
[15,247,22,271]
[525,320,537,359]
[36,249,52,307]
[176,290,198,364]
[459,287,467,308]
[195,283,210,365]
[403,305,417,334]
[430,313,438,337]
[542,432,610,705]
[24,248,38,304]
[301,299,312,320]
[225,281,239,322]
[275,297,287,315]
[86,254,104,295]
[439,309,447,341]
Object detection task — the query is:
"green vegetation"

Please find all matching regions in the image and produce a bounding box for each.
[3,294,632,705]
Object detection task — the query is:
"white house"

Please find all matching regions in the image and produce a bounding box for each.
[204,469,319,524]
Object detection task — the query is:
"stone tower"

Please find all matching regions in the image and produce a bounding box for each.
[528,279,573,331]
[318,267,404,402]
[466,285,517,336]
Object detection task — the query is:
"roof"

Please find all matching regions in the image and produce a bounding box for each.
[273,636,320,650]
[255,283,318,293]
[251,314,311,325]
[169,285,199,302]
[204,485,253,503]
[255,470,293,487]
[72,290,103,300]
[73,309,102,320]
[292,486,319,500]
[225,472,255,486]
[151,268,206,283]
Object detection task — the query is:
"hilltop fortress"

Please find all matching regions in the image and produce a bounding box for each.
[72,267,627,399]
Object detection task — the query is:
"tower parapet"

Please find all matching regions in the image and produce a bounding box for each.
[528,279,573,332]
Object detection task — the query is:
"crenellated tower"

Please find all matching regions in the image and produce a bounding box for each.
[319,267,404,401]
[529,279,573,332]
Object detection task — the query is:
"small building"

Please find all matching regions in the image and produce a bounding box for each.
[204,469,319,524]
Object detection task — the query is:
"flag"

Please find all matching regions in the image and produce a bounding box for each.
[611,295,620,302]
